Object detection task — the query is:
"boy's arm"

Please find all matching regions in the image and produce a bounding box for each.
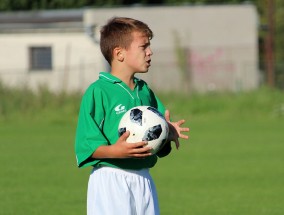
[75,86,110,167]
[92,131,153,159]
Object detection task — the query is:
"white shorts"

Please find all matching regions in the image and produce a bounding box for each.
[87,166,160,215]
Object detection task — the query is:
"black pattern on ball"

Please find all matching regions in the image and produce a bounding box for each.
[142,124,162,141]
[118,127,126,137]
[147,107,164,119]
[130,108,143,126]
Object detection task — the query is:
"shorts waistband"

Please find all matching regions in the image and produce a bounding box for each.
[92,166,150,177]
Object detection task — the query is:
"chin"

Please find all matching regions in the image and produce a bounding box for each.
[138,70,149,74]
[135,68,149,73]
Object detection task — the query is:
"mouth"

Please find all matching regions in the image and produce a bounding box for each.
[146,60,151,67]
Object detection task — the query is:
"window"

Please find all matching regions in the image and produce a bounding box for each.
[29,46,52,71]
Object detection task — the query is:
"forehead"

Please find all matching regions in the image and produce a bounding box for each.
[131,31,150,43]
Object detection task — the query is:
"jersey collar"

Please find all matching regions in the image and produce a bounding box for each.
[99,72,122,83]
[99,72,140,84]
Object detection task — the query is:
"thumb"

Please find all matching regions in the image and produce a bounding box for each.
[120,130,130,140]
[165,109,170,122]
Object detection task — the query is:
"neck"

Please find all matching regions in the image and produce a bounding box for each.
[111,70,135,90]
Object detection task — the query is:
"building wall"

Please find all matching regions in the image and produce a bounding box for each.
[84,5,259,92]
[0,32,105,92]
[0,5,259,93]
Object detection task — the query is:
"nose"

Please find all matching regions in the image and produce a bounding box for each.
[147,47,153,56]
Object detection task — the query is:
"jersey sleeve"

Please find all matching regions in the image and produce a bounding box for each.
[75,85,108,168]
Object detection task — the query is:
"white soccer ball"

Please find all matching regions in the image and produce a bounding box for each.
[118,106,169,154]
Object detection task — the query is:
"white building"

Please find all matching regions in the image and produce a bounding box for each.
[0,5,259,93]
[0,10,105,92]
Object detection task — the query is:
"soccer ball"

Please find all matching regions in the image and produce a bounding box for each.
[118,106,169,154]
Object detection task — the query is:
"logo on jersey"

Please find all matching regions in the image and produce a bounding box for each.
[115,104,126,114]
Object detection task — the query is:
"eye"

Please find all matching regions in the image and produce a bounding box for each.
[141,45,147,49]
[141,43,150,50]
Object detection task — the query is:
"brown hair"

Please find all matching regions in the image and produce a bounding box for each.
[100,17,153,64]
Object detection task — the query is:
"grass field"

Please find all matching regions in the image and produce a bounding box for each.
[0,87,284,215]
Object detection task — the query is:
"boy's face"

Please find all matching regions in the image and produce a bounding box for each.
[123,31,153,74]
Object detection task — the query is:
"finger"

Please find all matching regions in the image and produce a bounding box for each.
[179,134,189,139]
[120,130,130,140]
[177,119,186,126]
[134,146,152,153]
[181,127,190,132]
[165,109,170,122]
[131,152,152,158]
[131,147,153,156]
[131,141,148,148]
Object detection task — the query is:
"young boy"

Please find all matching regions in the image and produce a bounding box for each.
[75,17,189,215]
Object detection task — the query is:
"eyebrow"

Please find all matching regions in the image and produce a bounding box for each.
[140,42,150,47]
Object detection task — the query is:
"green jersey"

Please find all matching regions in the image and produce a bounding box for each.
[75,72,166,169]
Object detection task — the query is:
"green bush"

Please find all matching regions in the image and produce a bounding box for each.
[0,82,82,122]
[1,80,284,122]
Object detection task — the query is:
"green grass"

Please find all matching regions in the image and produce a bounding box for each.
[0,120,90,215]
[0,87,284,215]
[153,117,284,215]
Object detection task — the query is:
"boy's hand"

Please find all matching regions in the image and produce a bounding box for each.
[111,131,152,158]
[93,131,152,159]
[165,110,190,149]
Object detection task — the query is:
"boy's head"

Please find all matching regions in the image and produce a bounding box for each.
[100,17,153,65]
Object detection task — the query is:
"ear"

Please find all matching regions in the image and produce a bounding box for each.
[113,47,124,62]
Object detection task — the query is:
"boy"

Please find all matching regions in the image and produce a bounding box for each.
[75,17,189,215]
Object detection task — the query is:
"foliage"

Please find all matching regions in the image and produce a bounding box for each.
[173,30,191,92]
[0,0,259,11]
[158,86,284,121]
[1,80,284,123]
[274,0,284,89]
[0,81,82,122]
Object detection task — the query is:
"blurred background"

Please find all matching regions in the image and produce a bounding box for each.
[0,1,283,215]
[0,0,283,92]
